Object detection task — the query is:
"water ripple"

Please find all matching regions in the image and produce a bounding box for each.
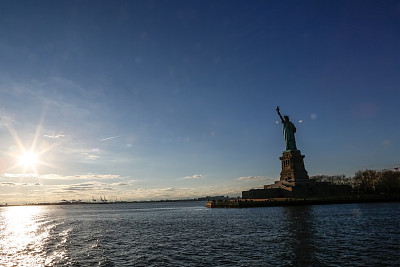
[1,202,400,266]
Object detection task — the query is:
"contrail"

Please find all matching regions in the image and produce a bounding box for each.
[99,135,121,141]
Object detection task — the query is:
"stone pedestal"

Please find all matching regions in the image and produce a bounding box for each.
[279,150,309,185]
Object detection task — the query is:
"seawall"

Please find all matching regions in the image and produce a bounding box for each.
[207,195,400,208]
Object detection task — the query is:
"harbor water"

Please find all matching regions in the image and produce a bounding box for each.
[1,201,399,266]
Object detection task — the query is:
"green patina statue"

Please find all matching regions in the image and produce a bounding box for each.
[276,106,297,151]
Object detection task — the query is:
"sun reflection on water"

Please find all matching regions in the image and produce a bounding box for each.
[0,206,60,266]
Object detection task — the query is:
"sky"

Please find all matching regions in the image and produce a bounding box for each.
[0,0,399,204]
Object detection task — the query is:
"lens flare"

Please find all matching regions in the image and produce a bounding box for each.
[3,112,59,175]
[18,152,38,168]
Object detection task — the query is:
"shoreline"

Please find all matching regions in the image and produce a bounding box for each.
[207,195,400,208]
[0,199,208,208]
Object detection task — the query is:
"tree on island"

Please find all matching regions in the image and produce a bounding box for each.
[354,169,400,194]
[311,169,400,195]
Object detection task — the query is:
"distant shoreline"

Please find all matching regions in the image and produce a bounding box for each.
[0,198,213,208]
[4,195,399,209]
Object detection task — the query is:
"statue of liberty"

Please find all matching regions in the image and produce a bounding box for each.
[276,106,297,151]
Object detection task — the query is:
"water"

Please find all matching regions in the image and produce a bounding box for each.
[1,201,399,266]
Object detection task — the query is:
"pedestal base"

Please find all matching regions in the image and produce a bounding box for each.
[279,150,309,185]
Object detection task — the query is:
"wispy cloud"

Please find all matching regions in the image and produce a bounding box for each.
[63,182,98,191]
[57,181,122,193]
[3,173,38,178]
[235,176,270,181]
[83,153,100,160]
[99,135,121,141]
[0,113,16,128]
[121,185,242,200]
[57,146,102,161]
[0,182,242,204]
[39,174,121,180]
[1,182,17,186]
[110,182,132,186]
[184,174,204,179]
[131,187,195,199]
[44,134,65,139]
[1,182,40,186]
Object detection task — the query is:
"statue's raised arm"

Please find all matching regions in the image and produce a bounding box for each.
[276,106,284,122]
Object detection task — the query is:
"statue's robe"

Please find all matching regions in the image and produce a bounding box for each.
[282,121,297,151]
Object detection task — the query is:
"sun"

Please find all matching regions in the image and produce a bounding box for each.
[18,152,39,169]
[2,111,61,176]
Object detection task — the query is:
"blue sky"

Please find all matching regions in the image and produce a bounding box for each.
[0,0,399,204]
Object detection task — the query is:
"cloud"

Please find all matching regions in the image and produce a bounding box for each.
[63,182,96,191]
[184,174,204,179]
[39,174,121,180]
[0,182,244,204]
[130,187,194,199]
[101,187,114,191]
[0,113,16,128]
[1,182,17,186]
[60,181,122,192]
[3,173,38,178]
[44,134,65,139]
[55,146,102,161]
[110,182,131,186]
[236,176,270,181]
[99,135,121,141]
[83,153,100,160]
[1,182,39,186]
[120,185,243,201]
